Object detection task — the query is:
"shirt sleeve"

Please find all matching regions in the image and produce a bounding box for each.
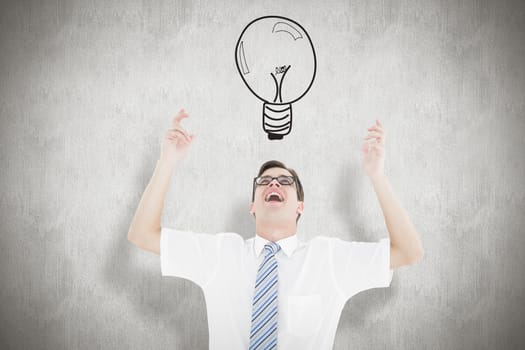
[160,227,220,288]
[330,237,394,299]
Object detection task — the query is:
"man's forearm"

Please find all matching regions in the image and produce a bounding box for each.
[127,158,177,244]
[370,174,424,261]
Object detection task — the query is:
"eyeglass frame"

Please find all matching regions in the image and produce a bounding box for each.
[254,175,295,186]
[251,175,296,201]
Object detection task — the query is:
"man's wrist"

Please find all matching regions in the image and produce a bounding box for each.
[369,173,388,186]
[157,156,178,170]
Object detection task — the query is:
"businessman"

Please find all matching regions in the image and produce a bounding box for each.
[127,109,424,350]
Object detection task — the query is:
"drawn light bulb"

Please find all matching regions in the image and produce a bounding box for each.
[235,16,317,140]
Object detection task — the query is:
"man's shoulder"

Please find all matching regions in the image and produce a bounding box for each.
[211,232,246,243]
[162,228,247,244]
[301,235,368,251]
[215,232,244,238]
[303,235,341,245]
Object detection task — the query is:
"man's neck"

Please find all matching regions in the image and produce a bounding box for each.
[255,222,296,242]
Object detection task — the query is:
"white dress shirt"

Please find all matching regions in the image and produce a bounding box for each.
[160,228,394,350]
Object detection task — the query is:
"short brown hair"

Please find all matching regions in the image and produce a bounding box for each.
[251,160,304,222]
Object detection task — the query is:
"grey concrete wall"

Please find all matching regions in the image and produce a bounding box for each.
[1,0,524,349]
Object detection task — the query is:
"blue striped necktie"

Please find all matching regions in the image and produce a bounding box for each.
[249,241,281,350]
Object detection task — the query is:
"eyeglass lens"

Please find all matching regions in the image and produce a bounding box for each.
[257,176,293,185]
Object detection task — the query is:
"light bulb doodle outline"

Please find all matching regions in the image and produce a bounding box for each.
[235,16,317,140]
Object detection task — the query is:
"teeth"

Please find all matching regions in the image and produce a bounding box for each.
[265,192,283,202]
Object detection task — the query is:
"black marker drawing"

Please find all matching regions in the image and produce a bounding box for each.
[235,16,317,140]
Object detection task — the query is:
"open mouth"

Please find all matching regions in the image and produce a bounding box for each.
[265,192,284,203]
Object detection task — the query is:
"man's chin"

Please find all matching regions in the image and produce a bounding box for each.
[264,200,285,208]
[257,209,292,222]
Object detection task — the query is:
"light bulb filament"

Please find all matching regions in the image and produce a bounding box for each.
[270,65,291,103]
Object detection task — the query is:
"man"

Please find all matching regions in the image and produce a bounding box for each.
[127,109,424,350]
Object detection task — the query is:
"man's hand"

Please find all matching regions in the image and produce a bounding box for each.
[361,119,385,181]
[160,109,195,165]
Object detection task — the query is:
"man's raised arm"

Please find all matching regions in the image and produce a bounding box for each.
[362,120,424,268]
[127,109,195,255]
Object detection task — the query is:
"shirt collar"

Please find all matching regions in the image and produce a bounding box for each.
[254,233,298,258]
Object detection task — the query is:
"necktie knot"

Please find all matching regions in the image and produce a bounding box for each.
[264,242,281,256]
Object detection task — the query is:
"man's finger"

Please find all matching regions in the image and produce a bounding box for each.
[367,125,383,132]
[169,128,186,135]
[364,131,382,139]
[168,125,189,137]
[367,126,383,133]
[364,137,382,146]
[364,136,384,145]
[172,113,189,125]
[170,128,191,142]
[172,109,189,125]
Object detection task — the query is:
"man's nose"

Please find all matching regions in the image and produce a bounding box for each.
[268,179,281,187]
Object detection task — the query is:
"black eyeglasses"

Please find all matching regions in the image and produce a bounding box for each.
[253,175,295,186]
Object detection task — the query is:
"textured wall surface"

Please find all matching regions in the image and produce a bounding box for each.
[1,0,524,349]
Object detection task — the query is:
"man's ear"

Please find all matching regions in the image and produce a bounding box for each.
[249,202,255,216]
[297,201,304,214]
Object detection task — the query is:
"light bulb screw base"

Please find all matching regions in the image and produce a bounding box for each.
[262,103,292,141]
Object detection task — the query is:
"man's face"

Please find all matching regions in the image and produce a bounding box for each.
[249,167,304,223]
